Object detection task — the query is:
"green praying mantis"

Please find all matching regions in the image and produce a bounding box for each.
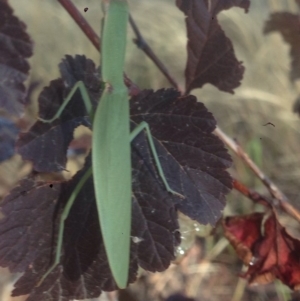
[38,0,183,289]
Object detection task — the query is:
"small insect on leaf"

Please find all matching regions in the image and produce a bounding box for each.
[84,7,88,12]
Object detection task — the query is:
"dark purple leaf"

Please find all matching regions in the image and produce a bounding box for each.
[131,147,180,271]
[264,12,300,82]
[130,89,232,225]
[210,0,250,14]
[0,0,33,116]
[1,159,120,300]
[0,117,18,162]
[0,152,179,300]
[176,0,248,94]
[17,56,101,172]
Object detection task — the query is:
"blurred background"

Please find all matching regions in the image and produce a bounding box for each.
[1,0,300,300]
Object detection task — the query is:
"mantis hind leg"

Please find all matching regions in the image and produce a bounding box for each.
[130,121,184,198]
[39,81,93,123]
[36,167,93,286]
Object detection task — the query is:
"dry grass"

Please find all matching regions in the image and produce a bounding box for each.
[1,0,300,300]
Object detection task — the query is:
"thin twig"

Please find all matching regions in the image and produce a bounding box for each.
[232,178,271,208]
[58,0,100,50]
[129,15,183,93]
[215,126,300,222]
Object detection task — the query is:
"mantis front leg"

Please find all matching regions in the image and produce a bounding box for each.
[130,122,184,199]
[39,81,93,123]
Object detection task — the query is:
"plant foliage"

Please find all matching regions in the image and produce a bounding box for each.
[2,0,300,300]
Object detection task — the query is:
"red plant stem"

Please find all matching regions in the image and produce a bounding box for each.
[58,0,100,50]
[128,15,182,92]
[232,178,271,208]
[215,127,300,222]
[58,0,300,223]
[124,73,140,96]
